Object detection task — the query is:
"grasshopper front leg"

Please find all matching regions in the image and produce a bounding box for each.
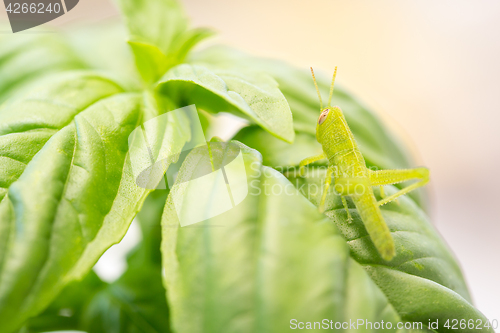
[298,153,327,177]
[307,163,353,219]
[369,167,429,206]
[318,167,354,222]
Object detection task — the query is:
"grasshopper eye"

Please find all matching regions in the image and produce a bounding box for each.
[318,109,329,125]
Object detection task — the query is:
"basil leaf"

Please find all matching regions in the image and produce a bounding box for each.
[119,0,213,82]
[161,141,407,333]
[118,0,188,56]
[156,64,295,143]
[0,34,85,103]
[128,41,170,84]
[0,72,124,202]
[0,73,184,331]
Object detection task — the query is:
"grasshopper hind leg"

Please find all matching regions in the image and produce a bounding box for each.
[369,167,429,206]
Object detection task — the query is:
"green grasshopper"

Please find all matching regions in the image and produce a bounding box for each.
[299,67,429,261]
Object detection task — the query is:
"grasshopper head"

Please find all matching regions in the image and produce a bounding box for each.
[310,66,340,142]
[316,106,342,141]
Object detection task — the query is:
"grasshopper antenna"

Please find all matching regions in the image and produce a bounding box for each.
[328,66,337,107]
[310,67,323,110]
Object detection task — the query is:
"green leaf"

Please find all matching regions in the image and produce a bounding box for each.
[64,23,142,89]
[161,141,412,333]
[156,64,295,143]
[171,28,215,66]
[0,72,188,332]
[118,0,188,56]
[118,0,213,82]
[128,41,170,84]
[366,266,490,332]
[0,72,124,201]
[0,34,85,103]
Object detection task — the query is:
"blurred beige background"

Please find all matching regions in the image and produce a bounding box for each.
[1,0,498,321]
